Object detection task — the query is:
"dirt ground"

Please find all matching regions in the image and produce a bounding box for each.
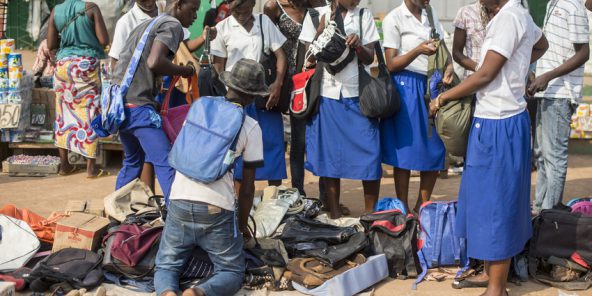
[2,153,592,295]
[3,49,592,295]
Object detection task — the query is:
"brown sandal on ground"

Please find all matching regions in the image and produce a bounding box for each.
[58,165,80,176]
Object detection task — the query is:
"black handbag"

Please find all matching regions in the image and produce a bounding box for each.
[356,9,400,119]
[197,28,227,97]
[529,207,592,290]
[255,14,291,112]
[280,216,358,255]
[305,232,369,268]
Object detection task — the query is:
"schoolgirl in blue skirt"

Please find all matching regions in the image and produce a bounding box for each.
[303,0,382,219]
[380,1,448,213]
[429,0,547,294]
[210,0,289,185]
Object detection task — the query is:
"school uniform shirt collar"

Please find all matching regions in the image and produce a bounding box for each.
[486,0,522,30]
[228,14,261,35]
[130,3,153,22]
[400,2,429,26]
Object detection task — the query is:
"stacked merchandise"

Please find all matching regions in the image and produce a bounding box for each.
[570,103,592,139]
[2,154,60,175]
[0,39,33,142]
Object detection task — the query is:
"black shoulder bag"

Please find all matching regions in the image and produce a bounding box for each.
[357,9,400,118]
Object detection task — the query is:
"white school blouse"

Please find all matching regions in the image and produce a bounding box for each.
[305,8,379,100]
[210,13,286,71]
[382,3,445,76]
[474,0,542,120]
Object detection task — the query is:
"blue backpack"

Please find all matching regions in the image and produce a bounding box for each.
[374,197,407,215]
[168,97,245,183]
[413,201,469,289]
[93,15,164,137]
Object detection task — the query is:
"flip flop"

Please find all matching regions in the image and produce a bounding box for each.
[86,169,111,179]
[451,278,489,289]
[58,166,80,176]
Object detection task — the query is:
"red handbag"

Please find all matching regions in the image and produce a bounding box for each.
[161,75,199,143]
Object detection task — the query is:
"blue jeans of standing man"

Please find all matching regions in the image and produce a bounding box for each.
[533,98,577,211]
[154,200,245,296]
[115,106,175,199]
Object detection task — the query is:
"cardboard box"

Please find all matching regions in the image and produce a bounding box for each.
[65,200,105,217]
[53,212,110,252]
[0,282,15,296]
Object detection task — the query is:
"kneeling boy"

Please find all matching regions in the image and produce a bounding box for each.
[155,59,268,296]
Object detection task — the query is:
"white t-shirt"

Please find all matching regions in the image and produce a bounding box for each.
[382,3,445,76]
[298,6,331,43]
[169,116,264,211]
[474,0,543,120]
[305,8,378,99]
[109,3,190,60]
[210,13,287,71]
[535,0,589,102]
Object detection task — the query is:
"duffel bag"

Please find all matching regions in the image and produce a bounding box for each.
[529,208,592,290]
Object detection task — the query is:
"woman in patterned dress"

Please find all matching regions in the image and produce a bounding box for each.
[47,0,109,177]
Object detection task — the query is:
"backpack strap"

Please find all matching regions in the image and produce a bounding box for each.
[431,203,445,267]
[425,5,440,40]
[447,204,461,264]
[259,14,266,55]
[403,217,419,278]
[413,249,428,290]
[119,15,165,98]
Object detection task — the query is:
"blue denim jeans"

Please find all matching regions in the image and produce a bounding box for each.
[116,106,175,199]
[533,98,577,211]
[154,200,245,296]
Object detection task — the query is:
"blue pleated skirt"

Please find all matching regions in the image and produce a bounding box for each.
[456,110,532,261]
[234,104,287,181]
[380,70,445,171]
[305,96,382,180]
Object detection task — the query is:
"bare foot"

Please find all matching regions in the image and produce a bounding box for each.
[182,288,205,296]
[160,291,177,296]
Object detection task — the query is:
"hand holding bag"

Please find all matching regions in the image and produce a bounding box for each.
[160,75,199,143]
[356,9,400,119]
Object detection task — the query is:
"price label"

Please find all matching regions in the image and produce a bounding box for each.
[0,104,21,128]
[31,104,47,126]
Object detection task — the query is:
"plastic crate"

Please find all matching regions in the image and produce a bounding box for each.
[2,161,59,174]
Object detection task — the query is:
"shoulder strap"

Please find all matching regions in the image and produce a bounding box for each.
[307,8,320,28]
[425,5,440,40]
[259,14,266,54]
[119,15,165,97]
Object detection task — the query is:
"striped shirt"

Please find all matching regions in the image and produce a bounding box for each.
[535,0,590,102]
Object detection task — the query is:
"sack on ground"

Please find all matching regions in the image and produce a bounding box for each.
[168,97,245,183]
[0,215,41,272]
[104,178,155,222]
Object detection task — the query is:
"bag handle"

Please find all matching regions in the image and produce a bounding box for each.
[160,75,198,116]
[425,5,440,40]
[119,15,165,98]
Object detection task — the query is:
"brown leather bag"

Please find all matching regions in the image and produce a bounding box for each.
[285,254,366,288]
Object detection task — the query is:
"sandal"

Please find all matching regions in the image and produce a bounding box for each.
[58,166,80,176]
[451,278,489,289]
[86,169,111,179]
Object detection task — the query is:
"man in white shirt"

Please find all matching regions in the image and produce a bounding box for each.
[155,59,265,296]
[528,0,590,212]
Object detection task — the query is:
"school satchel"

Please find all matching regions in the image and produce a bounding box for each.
[357,9,400,119]
[29,248,103,291]
[94,15,165,136]
[102,225,162,278]
[160,75,199,143]
[425,5,472,157]
[360,209,420,279]
[529,208,592,290]
[414,201,469,289]
[168,97,246,183]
